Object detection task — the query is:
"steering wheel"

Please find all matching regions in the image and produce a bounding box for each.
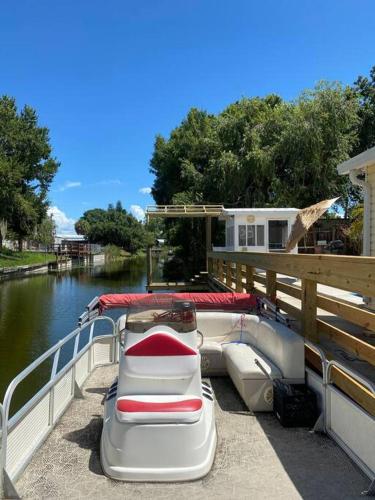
[196,329,204,349]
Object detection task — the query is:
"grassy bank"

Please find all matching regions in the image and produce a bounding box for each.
[103,245,146,260]
[0,249,55,269]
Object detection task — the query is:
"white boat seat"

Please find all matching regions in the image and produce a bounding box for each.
[256,319,305,380]
[200,340,226,375]
[123,331,199,380]
[224,343,282,380]
[116,395,203,424]
[224,343,282,412]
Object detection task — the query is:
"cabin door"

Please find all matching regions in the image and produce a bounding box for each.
[268,220,288,251]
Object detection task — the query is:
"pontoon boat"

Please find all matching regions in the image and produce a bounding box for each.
[1,292,374,499]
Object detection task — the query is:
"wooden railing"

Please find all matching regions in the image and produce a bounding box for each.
[207,250,375,416]
[48,243,102,257]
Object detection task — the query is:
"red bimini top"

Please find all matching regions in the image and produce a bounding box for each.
[98,292,257,313]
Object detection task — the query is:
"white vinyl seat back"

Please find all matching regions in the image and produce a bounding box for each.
[118,325,201,396]
[256,319,305,381]
[123,331,198,379]
[196,312,259,344]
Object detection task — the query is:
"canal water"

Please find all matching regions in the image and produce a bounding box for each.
[0,257,154,413]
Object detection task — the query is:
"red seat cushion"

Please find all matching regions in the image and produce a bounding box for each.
[117,398,202,413]
[125,332,197,356]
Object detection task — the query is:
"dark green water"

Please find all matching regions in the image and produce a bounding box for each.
[0,257,152,412]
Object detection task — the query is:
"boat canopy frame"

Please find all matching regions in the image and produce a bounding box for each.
[79,292,293,329]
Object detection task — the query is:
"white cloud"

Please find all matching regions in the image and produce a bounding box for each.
[48,206,77,235]
[90,179,124,187]
[139,187,152,195]
[130,205,145,221]
[58,181,82,192]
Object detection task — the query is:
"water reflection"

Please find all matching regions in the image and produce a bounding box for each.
[0,257,147,409]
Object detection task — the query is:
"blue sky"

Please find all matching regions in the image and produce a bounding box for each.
[1,0,375,234]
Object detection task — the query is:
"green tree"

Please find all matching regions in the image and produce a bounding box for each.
[75,202,153,254]
[0,96,59,249]
[35,216,56,247]
[344,204,363,255]
[353,65,375,153]
[149,83,360,274]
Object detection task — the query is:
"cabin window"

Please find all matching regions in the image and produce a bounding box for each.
[238,224,265,246]
[226,225,234,247]
[238,225,246,246]
[257,225,265,246]
[247,225,256,246]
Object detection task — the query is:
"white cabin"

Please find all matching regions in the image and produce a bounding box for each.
[213,208,299,253]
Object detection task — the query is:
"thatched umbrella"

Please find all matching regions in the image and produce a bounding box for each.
[285,198,339,252]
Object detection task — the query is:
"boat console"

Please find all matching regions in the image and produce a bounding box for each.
[100,295,217,481]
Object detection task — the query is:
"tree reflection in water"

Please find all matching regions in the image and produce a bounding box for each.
[0,257,147,414]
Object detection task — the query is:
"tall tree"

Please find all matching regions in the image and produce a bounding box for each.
[353,65,375,153]
[75,202,154,253]
[0,96,59,249]
[35,216,56,247]
[150,83,360,274]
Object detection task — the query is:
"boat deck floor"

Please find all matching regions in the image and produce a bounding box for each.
[16,365,368,500]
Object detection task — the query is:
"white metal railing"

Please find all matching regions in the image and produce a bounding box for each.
[0,315,116,497]
[326,360,375,494]
[304,340,328,432]
[305,340,328,383]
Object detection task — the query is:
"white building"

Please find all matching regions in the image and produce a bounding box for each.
[54,234,86,245]
[337,145,375,257]
[213,208,299,253]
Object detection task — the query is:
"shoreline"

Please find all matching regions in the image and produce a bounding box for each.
[0,251,146,282]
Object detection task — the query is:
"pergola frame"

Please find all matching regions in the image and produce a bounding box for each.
[145,205,224,288]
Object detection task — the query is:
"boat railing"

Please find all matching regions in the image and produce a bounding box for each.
[304,340,328,381]
[0,315,117,497]
[304,340,328,432]
[325,360,375,493]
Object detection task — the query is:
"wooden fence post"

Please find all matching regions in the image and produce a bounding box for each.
[227,261,233,290]
[246,265,254,293]
[218,259,223,283]
[212,258,217,277]
[266,270,277,303]
[147,246,152,287]
[301,278,318,342]
[205,217,212,272]
[208,257,213,275]
[236,263,243,292]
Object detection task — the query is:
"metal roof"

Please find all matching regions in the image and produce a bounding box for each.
[337,146,375,175]
[221,208,299,215]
